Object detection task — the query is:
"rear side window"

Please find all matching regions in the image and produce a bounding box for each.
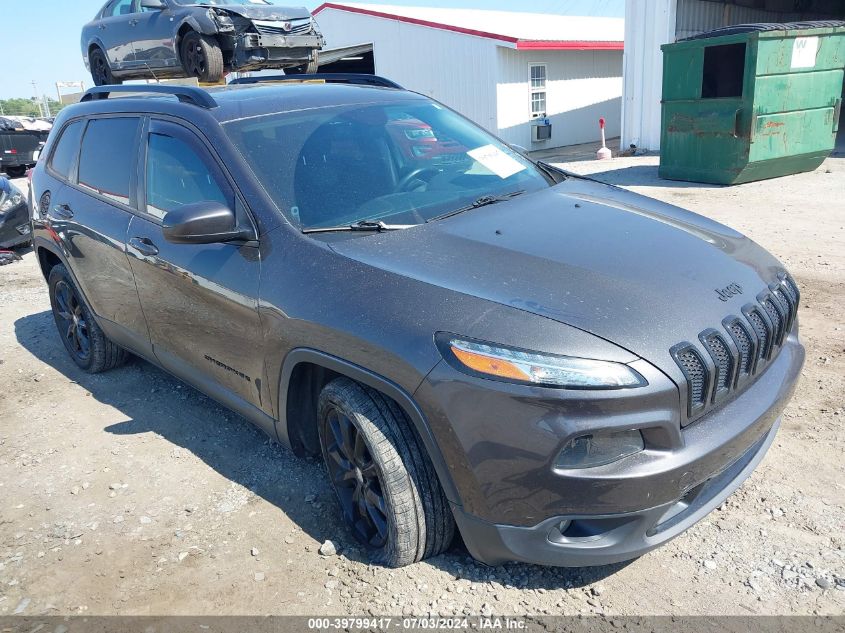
[110,0,134,17]
[49,121,84,181]
[78,118,139,206]
[145,132,228,219]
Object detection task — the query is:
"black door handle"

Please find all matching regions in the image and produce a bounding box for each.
[129,236,159,257]
[52,204,74,219]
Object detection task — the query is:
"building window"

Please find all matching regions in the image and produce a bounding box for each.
[529,64,546,118]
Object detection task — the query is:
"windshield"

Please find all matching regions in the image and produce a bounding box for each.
[223,99,552,230]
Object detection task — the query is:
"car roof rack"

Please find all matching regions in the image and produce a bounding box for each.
[80,85,218,109]
[228,73,403,89]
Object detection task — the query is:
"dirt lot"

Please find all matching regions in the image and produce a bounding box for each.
[1,158,843,618]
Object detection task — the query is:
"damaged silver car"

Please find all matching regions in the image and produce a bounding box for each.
[81,0,324,85]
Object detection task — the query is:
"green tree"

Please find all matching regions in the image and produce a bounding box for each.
[0,97,65,118]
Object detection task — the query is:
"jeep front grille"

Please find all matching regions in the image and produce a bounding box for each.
[672,275,799,424]
[675,347,707,414]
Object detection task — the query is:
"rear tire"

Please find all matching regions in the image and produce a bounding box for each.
[6,166,26,178]
[317,377,454,567]
[89,47,120,86]
[180,32,224,83]
[48,264,128,373]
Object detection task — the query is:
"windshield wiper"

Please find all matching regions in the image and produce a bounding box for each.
[301,219,416,234]
[426,190,526,224]
[536,160,570,182]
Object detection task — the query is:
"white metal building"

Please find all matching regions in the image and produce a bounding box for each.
[313,3,625,150]
[622,0,845,151]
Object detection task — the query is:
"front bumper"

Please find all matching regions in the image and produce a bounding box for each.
[417,326,803,566]
[232,33,322,70]
[453,417,778,567]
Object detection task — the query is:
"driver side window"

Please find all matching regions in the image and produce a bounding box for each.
[145,132,229,220]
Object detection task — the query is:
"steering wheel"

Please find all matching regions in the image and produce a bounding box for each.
[396,167,440,192]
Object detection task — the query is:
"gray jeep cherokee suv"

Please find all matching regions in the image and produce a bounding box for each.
[29,78,805,568]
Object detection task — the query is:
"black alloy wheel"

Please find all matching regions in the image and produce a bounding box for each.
[183,39,208,78]
[53,278,91,363]
[317,377,455,567]
[47,264,128,373]
[89,48,118,86]
[322,407,389,548]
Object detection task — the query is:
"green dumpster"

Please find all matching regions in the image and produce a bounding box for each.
[659,21,845,185]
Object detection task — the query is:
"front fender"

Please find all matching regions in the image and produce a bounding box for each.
[277,348,461,505]
[182,14,219,37]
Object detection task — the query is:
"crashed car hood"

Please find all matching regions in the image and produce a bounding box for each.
[329,179,786,376]
[207,4,312,20]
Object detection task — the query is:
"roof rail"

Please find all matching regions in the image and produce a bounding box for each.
[228,73,403,89]
[80,85,218,109]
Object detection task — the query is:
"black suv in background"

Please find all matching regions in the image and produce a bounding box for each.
[81,0,324,85]
[29,79,804,568]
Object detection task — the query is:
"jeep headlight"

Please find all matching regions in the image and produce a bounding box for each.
[441,336,646,389]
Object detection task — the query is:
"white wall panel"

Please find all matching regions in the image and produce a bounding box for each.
[496,48,623,149]
[316,8,500,132]
[317,7,622,150]
[621,0,677,151]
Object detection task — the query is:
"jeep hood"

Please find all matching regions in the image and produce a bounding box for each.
[206,4,312,20]
[329,179,786,377]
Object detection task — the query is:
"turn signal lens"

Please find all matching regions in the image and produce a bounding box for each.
[445,337,646,389]
[450,345,529,381]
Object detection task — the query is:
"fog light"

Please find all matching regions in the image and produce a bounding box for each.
[555,429,644,469]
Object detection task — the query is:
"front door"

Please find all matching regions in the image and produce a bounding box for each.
[126,119,266,410]
[130,0,180,70]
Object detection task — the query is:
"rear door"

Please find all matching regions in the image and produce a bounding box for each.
[97,0,141,69]
[129,0,179,70]
[126,118,266,409]
[45,116,152,356]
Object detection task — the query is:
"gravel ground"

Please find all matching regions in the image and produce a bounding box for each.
[0,159,843,618]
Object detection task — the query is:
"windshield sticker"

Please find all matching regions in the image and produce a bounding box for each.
[467,145,526,179]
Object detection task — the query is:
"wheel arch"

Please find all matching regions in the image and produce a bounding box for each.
[35,241,66,283]
[87,40,107,60]
[176,16,219,53]
[277,348,461,504]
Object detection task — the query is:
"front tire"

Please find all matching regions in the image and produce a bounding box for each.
[180,32,224,83]
[89,47,120,86]
[48,264,128,373]
[318,377,454,567]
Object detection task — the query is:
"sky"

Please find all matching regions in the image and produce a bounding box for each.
[0,0,624,101]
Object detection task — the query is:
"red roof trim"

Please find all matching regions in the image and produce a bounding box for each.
[313,3,624,50]
[516,40,624,50]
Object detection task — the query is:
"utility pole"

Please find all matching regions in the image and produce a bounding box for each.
[31,81,43,118]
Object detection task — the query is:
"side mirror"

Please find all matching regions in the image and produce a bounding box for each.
[140,0,166,10]
[162,201,251,245]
